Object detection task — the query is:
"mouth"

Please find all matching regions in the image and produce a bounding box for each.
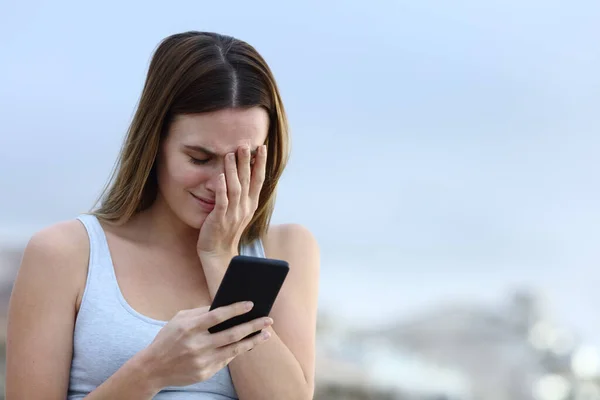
[190,193,215,212]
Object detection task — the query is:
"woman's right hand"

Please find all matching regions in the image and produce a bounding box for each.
[141,301,272,389]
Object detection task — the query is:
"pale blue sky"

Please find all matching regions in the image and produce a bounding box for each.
[1,1,599,344]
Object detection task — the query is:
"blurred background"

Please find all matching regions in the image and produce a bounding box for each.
[1,0,599,399]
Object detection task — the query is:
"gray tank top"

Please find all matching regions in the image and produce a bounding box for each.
[68,214,265,399]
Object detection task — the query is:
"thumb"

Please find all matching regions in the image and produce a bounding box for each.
[194,305,212,314]
[182,304,211,319]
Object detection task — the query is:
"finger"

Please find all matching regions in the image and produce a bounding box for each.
[187,305,211,316]
[225,152,241,209]
[195,301,254,329]
[213,329,271,361]
[172,305,211,320]
[237,145,251,201]
[211,316,273,347]
[248,145,267,207]
[213,173,228,220]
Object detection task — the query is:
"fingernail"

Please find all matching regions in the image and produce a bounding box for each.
[245,301,254,310]
[264,318,273,326]
[227,153,235,161]
[262,331,271,339]
[261,145,267,154]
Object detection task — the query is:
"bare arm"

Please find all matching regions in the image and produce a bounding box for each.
[5,221,159,400]
[203,224,320,400]
[6,221,88,399]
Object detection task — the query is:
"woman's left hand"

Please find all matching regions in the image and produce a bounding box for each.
[196,144,267,266]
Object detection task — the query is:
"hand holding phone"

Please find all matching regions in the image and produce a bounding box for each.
[208,255,289,338]
[144,301,272,389]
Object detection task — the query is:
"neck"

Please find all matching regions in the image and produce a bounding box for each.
[131,195,199,256]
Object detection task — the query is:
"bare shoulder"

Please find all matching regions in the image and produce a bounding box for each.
[17,219,90,302]
[24,219,89,269]
[263,223,320,289]
[26,219,88,251]
[263,223,320,268]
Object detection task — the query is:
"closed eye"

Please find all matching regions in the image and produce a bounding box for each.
[189,156,210,165]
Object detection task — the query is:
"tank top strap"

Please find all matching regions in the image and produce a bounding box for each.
[75,213,120,310]
[76,214,113,265]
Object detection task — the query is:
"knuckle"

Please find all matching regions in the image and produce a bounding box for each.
[202,314,217,328]
[256,331,269,343]
[249,202,259,213]
[184,340,197,354]
[175,321,190,335]
[197,305,211,314]
[226,330,239,343]
[255,319,267,330]
[208,311,222,325]
[174,309,190,321]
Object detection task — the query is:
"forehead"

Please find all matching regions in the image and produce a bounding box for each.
[168,107,269,152]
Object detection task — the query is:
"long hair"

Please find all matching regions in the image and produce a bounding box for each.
[92,31,290,244]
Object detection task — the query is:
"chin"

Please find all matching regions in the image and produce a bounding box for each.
[179,211,208,230]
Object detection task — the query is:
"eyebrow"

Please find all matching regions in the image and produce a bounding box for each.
[183,144,258,157]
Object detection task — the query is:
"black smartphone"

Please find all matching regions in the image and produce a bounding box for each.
[208,255,289,337]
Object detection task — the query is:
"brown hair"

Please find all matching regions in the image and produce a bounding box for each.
[92,31,290,244]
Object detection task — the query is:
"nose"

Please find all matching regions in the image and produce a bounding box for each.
[204,162,226,194]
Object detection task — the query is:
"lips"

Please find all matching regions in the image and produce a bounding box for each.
[191,193,215,212]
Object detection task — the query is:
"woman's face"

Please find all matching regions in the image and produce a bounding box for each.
[156,107,269,229]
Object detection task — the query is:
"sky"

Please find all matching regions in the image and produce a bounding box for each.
[1,1,599,345]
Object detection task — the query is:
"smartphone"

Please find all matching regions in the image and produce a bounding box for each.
[208,255,289,337]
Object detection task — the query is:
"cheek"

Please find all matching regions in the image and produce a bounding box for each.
[171,161,211,189]
[179,166,209,187]
[159,156,210,189]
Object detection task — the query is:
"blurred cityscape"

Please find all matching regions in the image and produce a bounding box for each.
[1,243,599,400]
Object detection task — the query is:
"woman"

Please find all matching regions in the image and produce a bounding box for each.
[6,31,320,399]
